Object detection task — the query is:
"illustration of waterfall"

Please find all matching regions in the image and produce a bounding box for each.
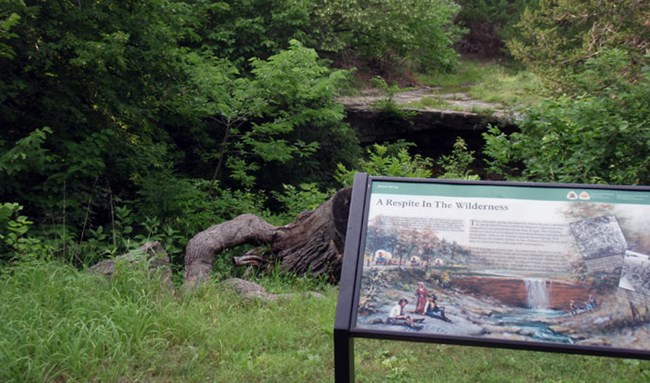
[525,278,550,310]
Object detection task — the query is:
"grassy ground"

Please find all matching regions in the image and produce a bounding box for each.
[415,59,545,109]
[2,259,649,382]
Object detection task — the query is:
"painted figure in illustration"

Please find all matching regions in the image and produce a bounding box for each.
[387,298,412,326]
[425,294,451,323]
[414,282,428,315]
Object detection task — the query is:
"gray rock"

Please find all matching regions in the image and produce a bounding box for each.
[88,241,173,290]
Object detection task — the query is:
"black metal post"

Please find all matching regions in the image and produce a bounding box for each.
[334,329,355,383]
[333,172,369,382]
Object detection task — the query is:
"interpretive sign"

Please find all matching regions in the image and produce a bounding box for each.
[334,174,650,382]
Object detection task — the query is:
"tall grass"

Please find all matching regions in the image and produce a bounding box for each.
[0,259,178,381]
[1,259,649,382]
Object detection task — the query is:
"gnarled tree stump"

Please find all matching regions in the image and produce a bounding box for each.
[184,187,352,288]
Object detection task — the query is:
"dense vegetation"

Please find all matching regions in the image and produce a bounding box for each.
[1,0,463,266]
[1,0,649,380]
[485,49,650,184]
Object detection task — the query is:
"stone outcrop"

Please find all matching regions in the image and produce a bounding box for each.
[339,88,519,158]
[344,106,518,158]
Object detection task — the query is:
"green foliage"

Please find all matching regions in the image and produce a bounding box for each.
[436,138,480,180]
[0,202,49,262]
[0,126,53,178]
[484,51,650,184]
[272,183,332,221]
[133,176,268,256]
[178,40,358,191]
[190,0,310,66]
[134,172,222,230]
[370,76,416,119]
[454,0,537,57]
[336,138,479,185]
[71,225,118,266]
[239,40,352,189]
[464,66,544,108]
[176,0,464,75]
[508,0,650,92]
[0,0,467,265]
[0,4,20,60]
[0,1,360,260]
[13,175,269,267]
[235,41,357,189]
[0,0,203,226]
[307,0,462,73]
[336,142,433,186]
[0,0,24,110]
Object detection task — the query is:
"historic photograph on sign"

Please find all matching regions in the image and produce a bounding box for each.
[354,181,650,352]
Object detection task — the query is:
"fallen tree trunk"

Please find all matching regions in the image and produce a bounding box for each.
[184,187,352,288]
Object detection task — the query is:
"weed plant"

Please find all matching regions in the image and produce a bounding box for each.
[2,259,650,382]
[370,76,417,120]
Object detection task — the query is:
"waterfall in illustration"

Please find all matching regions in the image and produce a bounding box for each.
[525,278,550,310]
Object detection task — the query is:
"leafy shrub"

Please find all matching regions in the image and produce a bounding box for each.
[307,0,462,73]
[436,138,479,180]
[336,138,481,185]
[272,183,333,222]
[508,0,649,92]
[336,142,434,186]
[484,51,650,185]
[0,202,49,263]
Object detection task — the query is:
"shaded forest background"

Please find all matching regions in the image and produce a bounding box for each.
[1,0,649,274]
